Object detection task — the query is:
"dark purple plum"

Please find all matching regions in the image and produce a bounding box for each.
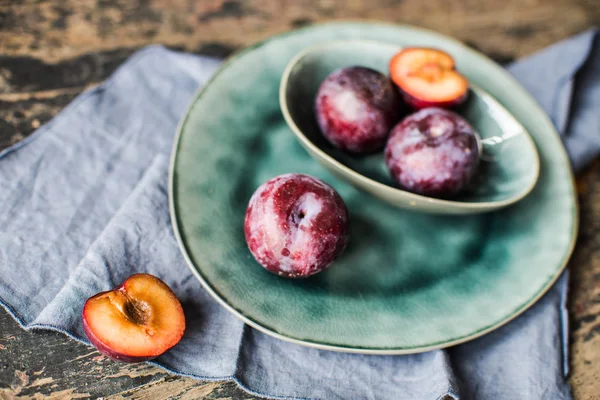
[384,107,480,198]
[244,174,350,278]
[315,66,401,153]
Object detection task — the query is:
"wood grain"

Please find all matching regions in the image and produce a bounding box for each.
[0,0,599,399]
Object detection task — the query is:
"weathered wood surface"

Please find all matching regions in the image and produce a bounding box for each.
[0,1,599,399]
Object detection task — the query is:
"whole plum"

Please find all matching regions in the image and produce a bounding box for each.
[244,173,350,278]
[384,108,480,198]
[315,66,401,153]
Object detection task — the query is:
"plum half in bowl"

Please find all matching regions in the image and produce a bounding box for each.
[279,39,540,214]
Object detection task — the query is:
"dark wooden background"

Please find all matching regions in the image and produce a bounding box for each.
[0,1,599,399]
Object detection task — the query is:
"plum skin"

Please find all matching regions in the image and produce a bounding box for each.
[315,66,401,153]
[244,173,350,278]
[384,107,480,198]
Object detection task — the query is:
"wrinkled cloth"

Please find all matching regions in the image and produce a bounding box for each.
[1,29,598,400]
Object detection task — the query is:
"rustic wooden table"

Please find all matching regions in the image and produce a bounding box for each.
[1,1,599,399]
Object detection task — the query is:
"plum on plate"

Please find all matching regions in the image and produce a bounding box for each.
[389,48,468,110]
[384,107,480,198]
[315,66,401,153]
[244,173,349,278]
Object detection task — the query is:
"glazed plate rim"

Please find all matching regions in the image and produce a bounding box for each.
[169,21,578,354]
[279,38,541,213]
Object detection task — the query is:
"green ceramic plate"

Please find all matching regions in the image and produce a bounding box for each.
[170,22,578,353]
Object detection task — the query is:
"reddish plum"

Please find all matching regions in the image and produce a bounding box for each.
[384,108,480,197]
[244,174,349,278]
[315,66,401,153]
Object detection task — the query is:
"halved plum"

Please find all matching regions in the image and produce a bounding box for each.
[82,273,186,362]
[389,48,468,110]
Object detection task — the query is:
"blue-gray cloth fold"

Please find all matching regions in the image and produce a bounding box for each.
[1,29,598,400]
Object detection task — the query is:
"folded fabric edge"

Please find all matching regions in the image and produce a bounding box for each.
[0,304,314,400]
[152,350,459,400]
[505,28,598,173]
[553,29,598,139]
[566,31,600,172]
[1,296,459,400]
[0,45,172,162]
[437,393,459,400]
[28,155,169,327]
[0,148,315,400]
[560,270,571,377]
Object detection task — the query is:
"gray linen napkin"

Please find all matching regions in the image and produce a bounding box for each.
[1,29,598,400]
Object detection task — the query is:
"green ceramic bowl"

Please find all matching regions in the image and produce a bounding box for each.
[280,40,540,214]
[170,22,577,354]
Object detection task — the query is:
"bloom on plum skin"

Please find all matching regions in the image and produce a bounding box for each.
[244,173,350,278]
[315,66,401,153]
[384,108,480,198]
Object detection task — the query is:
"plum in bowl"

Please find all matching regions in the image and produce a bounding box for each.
[279,39,540,214]
[315,66,400,153]
[385,108,481,198]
